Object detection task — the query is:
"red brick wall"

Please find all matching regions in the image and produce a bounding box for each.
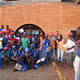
[0,2,80,37]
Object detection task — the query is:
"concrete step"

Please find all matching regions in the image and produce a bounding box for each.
[0,0,60,6]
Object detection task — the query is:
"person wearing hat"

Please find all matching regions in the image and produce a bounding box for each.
[21,32,30,50]
[39,33,51,63]
[66,32,75,68]
[45,33,51,61]
[50,32,56,62]
[1,47,10,64]
[0,47,9,68]
[30,43,38,63]
[10,45,21,62]
[30,33,38,49]
[16,48,38,72]
[39,37,50,64]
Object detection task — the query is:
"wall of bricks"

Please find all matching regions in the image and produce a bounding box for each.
[0,2,80,37]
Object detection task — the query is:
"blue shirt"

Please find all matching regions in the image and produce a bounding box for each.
[77,40,80,57]
[30,38,38,48]
[11,49,21,57]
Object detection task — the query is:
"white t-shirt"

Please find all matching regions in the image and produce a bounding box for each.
[0,37,3,49]
[66,39,75,53]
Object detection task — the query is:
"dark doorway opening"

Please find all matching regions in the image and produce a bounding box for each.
[15,24,45,36]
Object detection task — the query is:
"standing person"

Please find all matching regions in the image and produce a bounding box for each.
[35,33,40,53]
[1,25,5,32]
[8,32,18,55]
[27,32,32,40]
[66,32,75,68]
[6,25,9,30]
[55,31,63,53]
[15,32,21,49]
[39,34,49,64]
[56,30,60,40]
[0,31,4,52]
[39,32,44,50]
[30,33,38,49]
[57,35,64,63]
[45,34,51,62]
[0,31,4,68]
[21,32,30,50]
[50,32,56,62]
[73,27,80,80]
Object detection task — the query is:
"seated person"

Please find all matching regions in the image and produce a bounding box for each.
[0,47,9,68]
[11,45,21,62]
[14,48,38,72]
[30,43,39,63]
[1,47,10,63]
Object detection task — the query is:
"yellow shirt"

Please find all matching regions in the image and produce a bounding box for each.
[57,40,63,50]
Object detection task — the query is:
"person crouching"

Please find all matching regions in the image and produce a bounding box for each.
[14,48,38,72]
[11,45,21,63]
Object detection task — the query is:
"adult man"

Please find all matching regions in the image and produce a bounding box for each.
[66,32,75,68]
[21,32,30,50]
[30,33,38,49]
[73,27,80,80]
[50,32,56,62]
[8,32,18,53]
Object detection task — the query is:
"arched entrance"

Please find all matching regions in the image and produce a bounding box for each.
[15,24,45,36]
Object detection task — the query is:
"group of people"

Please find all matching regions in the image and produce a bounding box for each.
[0,25,80,80]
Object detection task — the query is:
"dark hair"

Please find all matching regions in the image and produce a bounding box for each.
[1,25,4,29]
[58,34,63,42]
[76,26,80,31]
[6,25,9,29]
[76,26,80,40]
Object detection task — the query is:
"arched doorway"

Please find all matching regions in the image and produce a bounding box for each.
[15,24,45,36]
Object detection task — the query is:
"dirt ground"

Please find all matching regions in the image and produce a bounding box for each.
[57,59,75,80]
[0,63,59,80]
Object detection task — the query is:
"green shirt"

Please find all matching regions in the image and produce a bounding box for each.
[21,37,30,49]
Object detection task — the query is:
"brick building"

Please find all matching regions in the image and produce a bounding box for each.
[0,0,80,37]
